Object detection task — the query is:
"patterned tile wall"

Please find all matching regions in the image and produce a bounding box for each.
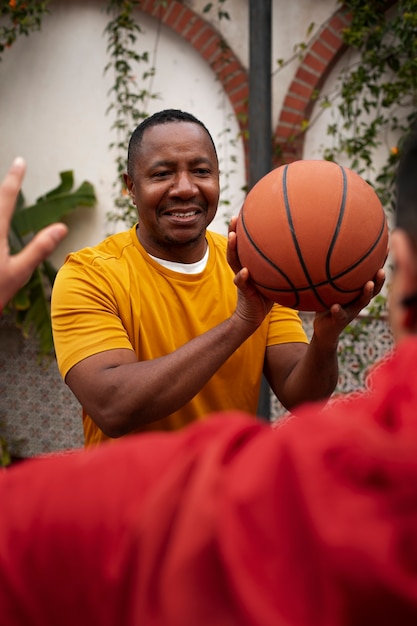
[0,318,83,458]
[0,313,394,458]
[271,312,394,420]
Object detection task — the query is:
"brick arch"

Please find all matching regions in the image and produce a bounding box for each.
[139,2,356,176]
[139,0,250,172]
[274,6,352,166]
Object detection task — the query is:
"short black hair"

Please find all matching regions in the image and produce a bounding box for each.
[396,126,417,240]
[127,109,218,177]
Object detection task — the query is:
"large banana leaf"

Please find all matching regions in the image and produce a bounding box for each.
[12,171,95,235]
[7,171,96,355]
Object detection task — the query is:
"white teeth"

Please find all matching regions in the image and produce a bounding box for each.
[170,211,196,218]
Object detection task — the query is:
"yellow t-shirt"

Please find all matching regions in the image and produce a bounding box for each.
[52,226,308,445]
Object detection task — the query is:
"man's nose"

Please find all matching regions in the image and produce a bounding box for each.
[169,172,197,197]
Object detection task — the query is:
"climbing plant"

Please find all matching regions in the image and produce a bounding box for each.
[203,0,242,224]
[104,0,159,227]
[104,0,241,229]
[321,0,417,206]
[0,0,50,61]
[303,0,417,383]
[203,0,230,21]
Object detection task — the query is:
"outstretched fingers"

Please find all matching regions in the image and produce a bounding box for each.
[0,158,68,308]
[12,223,68,288]
[0,157,26,234]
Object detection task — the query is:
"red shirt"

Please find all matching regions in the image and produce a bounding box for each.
[1,338,417,625]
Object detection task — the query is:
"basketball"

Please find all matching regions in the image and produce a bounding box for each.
[236,160,389,311]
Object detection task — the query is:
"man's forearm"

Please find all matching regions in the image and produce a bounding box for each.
[67,312,260,437]
[280,333,339,410]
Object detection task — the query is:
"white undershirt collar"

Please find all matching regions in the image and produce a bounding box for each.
[148,246,209,274]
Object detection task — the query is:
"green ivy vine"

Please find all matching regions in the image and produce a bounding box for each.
[104,0,161,227]
[322,0,417,206]
[204,0,242,224]
[305,0,417,383]
[0,0,50,61]
[104,0,240,229]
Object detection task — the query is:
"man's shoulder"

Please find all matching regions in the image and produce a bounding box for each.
[64,228,136,268]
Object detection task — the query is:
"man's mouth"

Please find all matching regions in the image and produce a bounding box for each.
[166,210,199,218]
[165,209,201,220]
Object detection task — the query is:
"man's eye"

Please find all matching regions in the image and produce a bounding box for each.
[195,168,210,175]
[153,171,170,178]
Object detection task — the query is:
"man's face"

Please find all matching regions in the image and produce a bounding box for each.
[125,121,220,262]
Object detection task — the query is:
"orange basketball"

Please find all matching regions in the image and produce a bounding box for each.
[236,160,389,311]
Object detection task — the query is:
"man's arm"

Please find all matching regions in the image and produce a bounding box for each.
[65,263,273,438]
[264,272,385,409]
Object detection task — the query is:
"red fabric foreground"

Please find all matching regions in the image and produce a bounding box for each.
[2,338,417,625]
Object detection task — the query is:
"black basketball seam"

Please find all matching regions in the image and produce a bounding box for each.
[325,164,347,285]
[326,212,387,290]
[251,215,385,298]
[282,164,330,309]
[239,210,302,307]
[240,164,387,309]
[325,166,387,291]
[239,206,301,307]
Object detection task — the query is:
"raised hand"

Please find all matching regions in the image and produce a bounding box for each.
[0,158,68,309]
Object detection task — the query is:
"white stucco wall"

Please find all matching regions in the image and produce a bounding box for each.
[191,0,338,127]
[0,0,338,269]
[0,0,246,267]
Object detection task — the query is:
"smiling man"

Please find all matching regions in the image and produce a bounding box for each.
[51,109,383,446]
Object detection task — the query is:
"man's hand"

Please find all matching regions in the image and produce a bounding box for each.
[0,157,68,309]
[227,216,273,329]
[313,268,386,348]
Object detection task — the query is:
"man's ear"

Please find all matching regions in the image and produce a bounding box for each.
[123,173,136,204]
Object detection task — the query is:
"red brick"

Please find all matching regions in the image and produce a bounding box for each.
[328,11,351,34]
[296,66,320,87]
[275,124,297,139]
[283,94,309,113]
[192,26,214,52]
[303,52,327,75]
[224,71,247,92]
[289,79,314,100]
[214,60,242,81]
[183,17,206,42]
[311,39,334,63]
[199,34,223,59]
[280,110,304,126]
[199,37,222,63]
[161,2,185,28]
[320,26,343,51]
[174,7,195,33]
[228,84,249,105]
[211,48,235,73]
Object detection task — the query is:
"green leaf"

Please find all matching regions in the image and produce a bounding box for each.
[36,170,75,201]
[7,171,96,354]
[12,179,96,235]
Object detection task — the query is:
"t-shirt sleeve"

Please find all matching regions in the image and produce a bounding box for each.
[266,303,309,346]
[51,255,134,379]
